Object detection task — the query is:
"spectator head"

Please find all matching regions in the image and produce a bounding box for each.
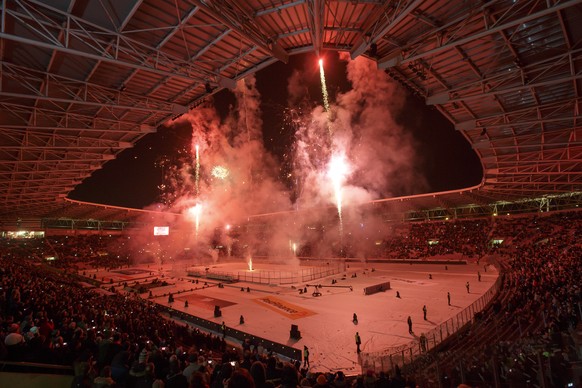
[315,374,327,386]
[168,354,181,374]
[280,362,299,387]
[139,348,149,363]
[250,361,266,387]
[101,366,112,377]
[227,368,255,388]
[190,371,209,388]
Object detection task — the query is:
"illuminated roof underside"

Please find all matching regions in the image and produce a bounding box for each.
[1,0,581,220]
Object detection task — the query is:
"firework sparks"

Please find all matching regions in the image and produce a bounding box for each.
[195,144,200,196]
[248,256,254,271]
[211,165,230,180]
[187,203,203,239]
[327,152,350,237]
[319,58,332,136]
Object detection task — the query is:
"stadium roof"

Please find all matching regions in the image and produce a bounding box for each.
[1,0,581,222]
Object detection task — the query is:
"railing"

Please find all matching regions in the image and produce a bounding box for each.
[187,261,346,285]
[359,257,503,374]
[0,361,73,374]
[162,306,301,360]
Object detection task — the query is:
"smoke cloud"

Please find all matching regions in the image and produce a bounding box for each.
[122,55,425,265]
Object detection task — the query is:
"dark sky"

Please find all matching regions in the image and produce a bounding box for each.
[69,52,482,209]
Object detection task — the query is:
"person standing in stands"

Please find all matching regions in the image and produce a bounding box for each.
[420,333,427,352]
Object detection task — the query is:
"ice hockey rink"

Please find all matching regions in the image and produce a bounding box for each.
[81,256,498,373]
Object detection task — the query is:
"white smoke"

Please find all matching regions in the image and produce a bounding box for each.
[126,54,426,263]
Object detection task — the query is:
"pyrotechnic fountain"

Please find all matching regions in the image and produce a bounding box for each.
[188,203,203,239]
[327,152,350,239]
[225,224,232,257]
[247,256,254,272]
[319,58,351,251]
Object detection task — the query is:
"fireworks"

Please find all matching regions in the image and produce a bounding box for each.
[248,256,253,271]
[211,165,230,180]
[318,58,332,136]
[195,144,200,197]
[187,203,203,238]
[327,152,350,237]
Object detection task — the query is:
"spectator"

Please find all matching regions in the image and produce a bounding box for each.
[93,365,116,387]
[228,368,255,388]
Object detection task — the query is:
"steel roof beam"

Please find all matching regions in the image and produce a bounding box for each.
[0,155,114,164]
[0,170,92,177]
[0,103,158,131]
[255,0,305,17]
[0,177,81,185]
[187,0,289,63]
[0,1,224,83]
[351,0,423,59]
[429,48,582,103]
[473,128,580,145]
[455,98,581,128]
[484,187,576,193]
[475,141,582,151]
[0,91,185,115]
[0,124,155,134]
[482,157,582,166]
[1,131,134,148]
[0,143,131,151]
[2,185,75,194]
[0,63,187,114]
[430,74,582,105]
[379,0,581,69]
[457,116,582,131]
[306,0,324,55]
[490,171,581,177]
[0,181,78,192]
[122,5,202,91]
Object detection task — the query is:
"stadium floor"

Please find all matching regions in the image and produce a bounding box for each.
[81,257,498,373]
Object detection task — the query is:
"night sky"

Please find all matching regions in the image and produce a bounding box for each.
[69,52,482,209]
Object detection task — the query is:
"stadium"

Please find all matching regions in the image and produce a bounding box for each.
[0,1,581,387]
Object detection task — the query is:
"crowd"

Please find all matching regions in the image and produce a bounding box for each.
[46,235,133,270]
[377,218,492,260]
[0,243,228,387]
[400,211,582,387]
[0,210,581,388]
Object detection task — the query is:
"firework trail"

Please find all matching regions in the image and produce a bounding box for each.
[188,203,202,239]
[195,144,200,197]
[319,59,332,137]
